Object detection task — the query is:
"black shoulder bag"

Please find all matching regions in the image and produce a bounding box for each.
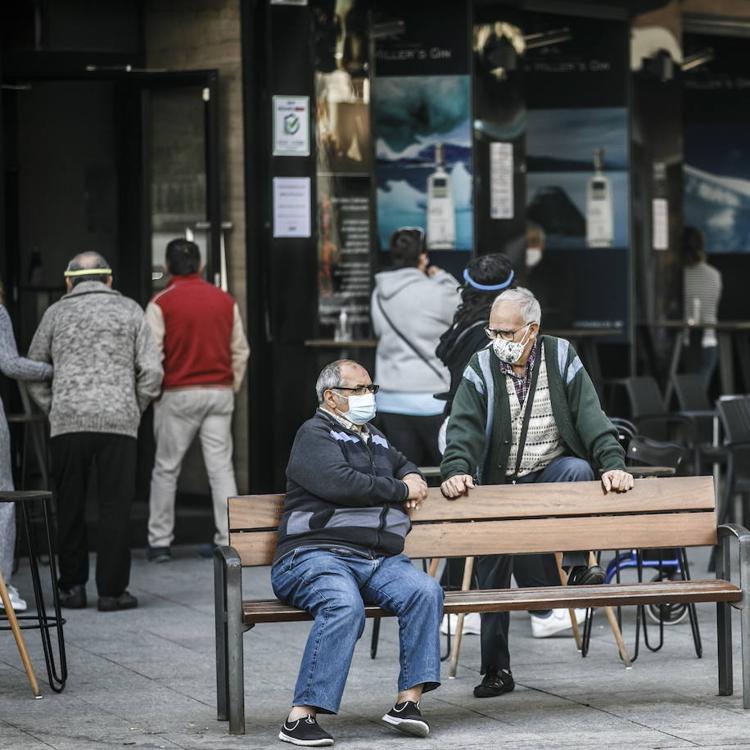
[375,292,444,380]
[508,345,543,485]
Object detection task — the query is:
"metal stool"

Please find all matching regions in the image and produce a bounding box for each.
[0,491,67,692]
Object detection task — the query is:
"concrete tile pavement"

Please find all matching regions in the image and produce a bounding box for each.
[2,547,750,749]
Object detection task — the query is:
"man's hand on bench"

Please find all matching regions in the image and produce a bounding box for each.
[403,473,428,510]
[440,474,475,500]
[601,469,635,494]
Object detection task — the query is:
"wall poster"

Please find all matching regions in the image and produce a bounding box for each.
[373,2,472,256]
[521,12,630,332]
[313,0,373,335]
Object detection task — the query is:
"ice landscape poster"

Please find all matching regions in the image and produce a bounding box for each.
[685,121,750,253]
[373,75,473,252]
[525,107,629,249]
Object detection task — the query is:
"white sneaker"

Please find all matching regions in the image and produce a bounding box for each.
[0,584,28,613]
[530,608,587,638]
[440,612,482,636]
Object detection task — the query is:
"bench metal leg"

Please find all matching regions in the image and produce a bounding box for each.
[214,550,229,720]
[740,537,750,709]
[717,530,733,695]
[225,551,246,734]
[718,600,733,696]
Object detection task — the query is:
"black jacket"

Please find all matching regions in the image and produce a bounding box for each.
[274,409,421,563]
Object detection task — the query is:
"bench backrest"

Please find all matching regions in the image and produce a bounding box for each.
[227,476,716,567]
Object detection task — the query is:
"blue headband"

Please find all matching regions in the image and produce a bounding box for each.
[463,267,514,291]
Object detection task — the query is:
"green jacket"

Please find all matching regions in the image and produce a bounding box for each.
[440,335,626,484]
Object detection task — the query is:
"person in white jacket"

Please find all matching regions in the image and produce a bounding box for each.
[371,227,459,466]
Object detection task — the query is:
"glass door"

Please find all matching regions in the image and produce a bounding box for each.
[138,71,221,298]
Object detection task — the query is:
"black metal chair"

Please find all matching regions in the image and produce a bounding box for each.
[672,373,728,470]
[716,395,750,530]
[615,376,705,474]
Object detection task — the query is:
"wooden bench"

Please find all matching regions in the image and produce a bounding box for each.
[214,475,750,734]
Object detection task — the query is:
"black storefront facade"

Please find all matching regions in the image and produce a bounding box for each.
[3,1,750,514]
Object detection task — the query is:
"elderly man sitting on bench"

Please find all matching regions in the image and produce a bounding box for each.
[441,286,634,700]
[271,359,443,747]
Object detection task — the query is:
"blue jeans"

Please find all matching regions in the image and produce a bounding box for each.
[477,456,595,673]
[271,547,444,714]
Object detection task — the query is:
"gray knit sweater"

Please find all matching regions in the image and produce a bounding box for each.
[27,282,163,438]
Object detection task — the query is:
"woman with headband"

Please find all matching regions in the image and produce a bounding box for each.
[0,278,53,613]
[436,253,516,417]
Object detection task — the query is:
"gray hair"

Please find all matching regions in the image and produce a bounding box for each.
[315,359,355,403]
[65,252,112,286]
[491,286,542,326]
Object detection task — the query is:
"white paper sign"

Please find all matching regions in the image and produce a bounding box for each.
[490,142,514,219]
[273,96,310,156]
[273,177,311,238]
[652,198,668,251]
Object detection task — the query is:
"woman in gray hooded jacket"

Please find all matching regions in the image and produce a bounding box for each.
[371,227,459,466]
[0,282,53,611]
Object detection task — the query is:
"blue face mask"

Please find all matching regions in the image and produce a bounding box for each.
[340,393,377,425]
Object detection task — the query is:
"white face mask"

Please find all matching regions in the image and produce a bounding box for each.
[526,248,542,268]
[492,324,532,365]
[339,393,376,425]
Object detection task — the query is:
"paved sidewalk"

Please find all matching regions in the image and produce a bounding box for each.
[2,546,750,749]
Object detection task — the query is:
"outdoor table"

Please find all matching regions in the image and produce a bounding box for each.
[546,328,622,390]
[0,491,67,692]
[652,320,750,401]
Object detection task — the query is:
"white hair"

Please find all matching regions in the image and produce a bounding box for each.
[315,359,359,404]
[491,286,542,326]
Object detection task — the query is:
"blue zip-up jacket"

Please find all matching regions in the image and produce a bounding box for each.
[274,409,421,563]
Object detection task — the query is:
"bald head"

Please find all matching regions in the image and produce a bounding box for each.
[64,252,113,289]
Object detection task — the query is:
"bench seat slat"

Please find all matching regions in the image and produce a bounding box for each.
[227,476,715,531]
[230,511,717,566]
[242,579,741,624]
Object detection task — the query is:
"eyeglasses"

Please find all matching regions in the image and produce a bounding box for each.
[331,384,380,396]
[485,323,531,342]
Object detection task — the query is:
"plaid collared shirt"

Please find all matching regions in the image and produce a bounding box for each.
[498,342,538,406]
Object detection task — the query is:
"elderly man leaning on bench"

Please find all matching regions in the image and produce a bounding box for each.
[270,359,443,747]
[441,286,635,699]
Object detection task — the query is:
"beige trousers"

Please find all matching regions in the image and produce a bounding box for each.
[148,388,236,548]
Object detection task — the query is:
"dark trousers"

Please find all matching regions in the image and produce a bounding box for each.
[477,456,593,673]
[51,432,136,597]
[377,412,443,467]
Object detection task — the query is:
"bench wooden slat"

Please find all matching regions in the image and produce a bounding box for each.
[242,579,741,624]
[231,511,717,566]
[228,476,715,531]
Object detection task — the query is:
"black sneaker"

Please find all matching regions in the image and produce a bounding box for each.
[58,584,87,609]
[567,565,606,586]
[98,591,138,612]
[147,546,172,563]
[382,700,430,737]
[473,667,515,698]
[278,714,334,746]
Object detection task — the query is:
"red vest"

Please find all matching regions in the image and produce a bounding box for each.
[153,275,235,389]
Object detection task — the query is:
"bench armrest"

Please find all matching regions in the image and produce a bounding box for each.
[214,544,242,568]
[718,524,750,608]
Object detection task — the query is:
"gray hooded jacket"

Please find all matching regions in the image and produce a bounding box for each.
[371,267,459,393]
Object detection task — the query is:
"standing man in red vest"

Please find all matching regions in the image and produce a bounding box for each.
[145,239,250,562]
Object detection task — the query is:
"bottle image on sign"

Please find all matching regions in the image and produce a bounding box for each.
[426,143,456,250]
[586,148,614,248]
